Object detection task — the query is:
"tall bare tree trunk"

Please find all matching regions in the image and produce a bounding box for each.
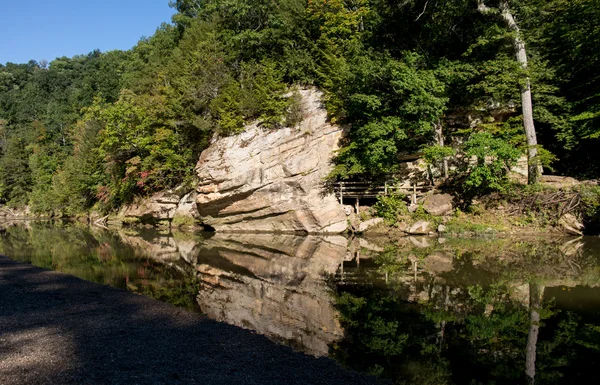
[478,1,541,184]
[434,119,449,180]
[525,282,545,385]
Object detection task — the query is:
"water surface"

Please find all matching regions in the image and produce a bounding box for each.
[1,221,599,384]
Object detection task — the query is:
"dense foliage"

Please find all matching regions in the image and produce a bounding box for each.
[1,0,599,213]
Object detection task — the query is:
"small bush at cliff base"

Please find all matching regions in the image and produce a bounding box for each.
[576,184,600,231]
[375,195,408,224]
[461,132,522,197]
[423,145,455,175]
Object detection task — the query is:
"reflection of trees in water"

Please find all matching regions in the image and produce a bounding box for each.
[4,223,600,383]
[0,222,201,311]
[535,308,600,384]
[333,237,600,384]
[526,283,543,385]
[333,283,529,384]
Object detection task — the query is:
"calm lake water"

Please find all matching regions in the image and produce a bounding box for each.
[1,220,600,384]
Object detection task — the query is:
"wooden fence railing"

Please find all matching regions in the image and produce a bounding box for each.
[332,181,431,206]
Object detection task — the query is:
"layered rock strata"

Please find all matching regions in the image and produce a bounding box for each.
[119,190,199,224]
[195,89,347,233]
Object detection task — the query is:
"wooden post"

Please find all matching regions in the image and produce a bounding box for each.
[384,181,388,195]
[355,197,360,214]
[339,181,344,205]
[356,250,360,267]
[412,182,417,205]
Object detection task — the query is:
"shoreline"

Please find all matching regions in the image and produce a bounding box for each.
[0,214,572,238]
[0,255,381,385]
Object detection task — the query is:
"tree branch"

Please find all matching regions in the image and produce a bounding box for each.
[415,0,429,21]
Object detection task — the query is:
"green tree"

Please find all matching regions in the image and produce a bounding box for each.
[462,131,521,196]
[0,135,32,206]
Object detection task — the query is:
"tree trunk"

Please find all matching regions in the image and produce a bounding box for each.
[478,1,541,184]
[525,282,545,385]
[434,119,448,180]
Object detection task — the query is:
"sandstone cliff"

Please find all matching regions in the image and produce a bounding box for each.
[195,89,347,233]
[119,189,200,225]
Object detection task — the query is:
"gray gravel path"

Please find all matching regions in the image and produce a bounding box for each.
[0,256,381,385]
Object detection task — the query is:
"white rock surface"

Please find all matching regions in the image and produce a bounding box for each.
[173,191,200,220]
[343,205,355,216]
[407,220,432,235]
[120,191,180,222]
[194,89,347,233]
[541,175,580,189]
[120,189,200,223]
[358,218,384,232]
[558,213,584,236]
[422,194,454,216]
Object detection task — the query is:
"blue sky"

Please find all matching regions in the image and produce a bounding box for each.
[0,0,176,64]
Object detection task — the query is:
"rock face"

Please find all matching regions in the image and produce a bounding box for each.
[120,189,200,224]
[173,191,200,221]
[510,155,544,184]
[358,218,384,232]
[422,193,454,216]
[408,220,432,235]
[120,191,180,222]
[195,89,347,233]
[558,213,584,235]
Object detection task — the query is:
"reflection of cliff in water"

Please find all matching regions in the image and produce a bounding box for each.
[112,230,350,356]
[0,222,349,357]
[190,234,348,357]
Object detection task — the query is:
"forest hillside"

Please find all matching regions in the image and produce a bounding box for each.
[0,0,598,215]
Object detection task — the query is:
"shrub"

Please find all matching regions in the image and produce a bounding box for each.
[577,184,600,231]
[374,194,408,224]
[462,132,521,196]
[423,144,455,176]
[171,214,198,228]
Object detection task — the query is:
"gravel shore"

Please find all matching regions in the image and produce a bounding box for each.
[0,256,381,385]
